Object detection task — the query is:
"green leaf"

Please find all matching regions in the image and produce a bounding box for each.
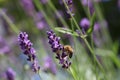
[54,27,79,36]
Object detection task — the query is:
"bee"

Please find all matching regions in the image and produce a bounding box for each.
[63,45,73,58]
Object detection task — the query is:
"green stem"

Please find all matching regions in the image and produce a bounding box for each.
[38,71,42,80]
[33,0,65,45]
[70,15,81,80]
[33,0,54,30]
[62,0,106,78]
[83,38,107,80]
[69,67,78,80]
[70,18,74,31]
[62,0,83,35]
[0,9,19,34]
[90,35,98,79]
[48,1,68,27]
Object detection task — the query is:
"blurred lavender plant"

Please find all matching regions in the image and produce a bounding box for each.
[40,0,49,4]
[65,0,75,17]
[80,18,90,31]
[43,56,57,75]
[33,12,47,30]
[20,0,47,30]
[60,0,75,18]
[47,30,72,69]
[0,36,10,54]
[5,68,16,80]
[20,0,35,16]
[79,17,101,32]
[81,0,95,15]
[18,32,40,73]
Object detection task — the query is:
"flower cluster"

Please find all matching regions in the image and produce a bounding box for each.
[66,0,74,18]
[79,18,102,32]
[6,68,16,80]
[47,30,72,68]
[47,30,63,52]
[80,18,90,31]
[18,32,40,72]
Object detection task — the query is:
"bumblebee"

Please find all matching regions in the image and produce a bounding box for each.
[63,45,73,58]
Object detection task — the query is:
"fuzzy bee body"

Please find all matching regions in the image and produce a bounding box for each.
[63,45,73,58]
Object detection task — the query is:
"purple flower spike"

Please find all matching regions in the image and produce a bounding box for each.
[32,60,40,73]
[47,30,63,52]
[6,68,16,80]
[18,32,40,73]
[80,18,90,31]
[18,32,35,61]
[62,61,71,68]
[65,0,75,18]
[67,0,73,5]
[47,30,72,69]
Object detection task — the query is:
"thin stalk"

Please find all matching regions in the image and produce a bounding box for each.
[62,0,83,35]
[0,9,19,34]
[33,0,65,45]
[62,0,106,76]
[38,71,42,80]
[83,38,107,80]
[90,35,94,49]
[70,18,74,31]
[33,0,54,30]
[48,1,68,27]
[70,18,80,80]
[90,35,98,79]
[69,67,78,80]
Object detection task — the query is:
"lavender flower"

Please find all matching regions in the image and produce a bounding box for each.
[63,0,75,18]
[81,0,88,6]
[32,60,40,73]
[81,0,94,15]
[47,30,63,52]
[80,18,90,31]
[33,12,47,30]
[20,0,47,29]
[20,0,35,16]
[18,32,40,72]
[93,22,100,31]
[18,32,36,61]
[6,68,16,80]
[43,56,57,74]
[0,36,10,54]
[47,30,72,69]
[59,52,72,68]
[40,0,49,4]
[88,2,94,15]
